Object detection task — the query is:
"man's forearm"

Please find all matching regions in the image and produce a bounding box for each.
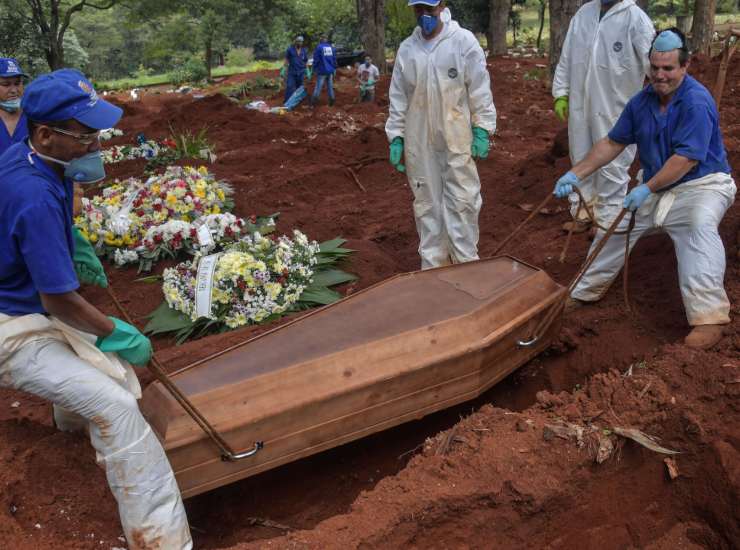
[40,291,114,337]
[571,138,627,181]
[645,154,698,192]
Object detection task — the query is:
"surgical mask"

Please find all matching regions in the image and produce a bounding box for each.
[365,61,371,67]
[418,14,439,36]
[0,98,20,113]
[32,147,106,184]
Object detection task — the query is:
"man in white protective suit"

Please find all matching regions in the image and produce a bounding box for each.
[552,0,654,233]
[386,0,496,269]
[553,29,736,350]
[0,70,192,549]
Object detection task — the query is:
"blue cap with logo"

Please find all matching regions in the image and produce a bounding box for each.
[407,0,441,5]
[0,58,28,78]
[21,69,122,130]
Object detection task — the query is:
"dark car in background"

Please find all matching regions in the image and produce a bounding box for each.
[334,46,365,67]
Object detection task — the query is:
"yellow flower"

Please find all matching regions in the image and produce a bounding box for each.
[211,205,220,214]
[89,233,98,243]
[216,189,225,201]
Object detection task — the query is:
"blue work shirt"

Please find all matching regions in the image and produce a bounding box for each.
[0,112,28,157]
[285,45,308,75]
[0,141,78,316]
[609,75,730,189]
[313,42,337,75]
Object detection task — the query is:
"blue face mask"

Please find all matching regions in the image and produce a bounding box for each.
[34,148,106,184]
[418,14,439,36]
[0,98,21,113]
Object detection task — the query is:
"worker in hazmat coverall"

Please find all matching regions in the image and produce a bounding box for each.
[553,29,736,350]
[386,0,496,270]
[552,0,654,233]
[0,58,29,156]
[0,69,192,549]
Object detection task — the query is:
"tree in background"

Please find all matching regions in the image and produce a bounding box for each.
[385,0,416,50]
[13,0,121,70]
[357,0,386,72]
[489,0,512,55]
[690,0,717,54]
[548,0,583,76]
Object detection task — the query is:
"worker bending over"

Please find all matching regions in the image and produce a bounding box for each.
[554,29,735,349]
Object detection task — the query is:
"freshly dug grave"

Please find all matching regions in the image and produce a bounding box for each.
[0,54,736,549]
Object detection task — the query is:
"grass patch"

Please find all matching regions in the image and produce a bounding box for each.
[97,60,283,92]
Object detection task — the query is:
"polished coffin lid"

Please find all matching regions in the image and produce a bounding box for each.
[141,256,563,497]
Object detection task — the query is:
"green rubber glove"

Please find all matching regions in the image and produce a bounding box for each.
[471,126,490,159]
[554,96,569,122]
[72,227,108,288]
[280,66,287,80]
[389,137,405,173]
[305,67,312,80]
[96,317,152,366]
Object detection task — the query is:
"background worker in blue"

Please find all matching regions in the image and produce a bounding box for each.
[310,33,337,107]
[281,35,310,103]
[0,69,192,548]
[553,29,735,350]
[0,58,29,156]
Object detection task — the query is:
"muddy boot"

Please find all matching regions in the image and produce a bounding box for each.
[564,296,586,312]
[562,220,591,234]
[329,97,335,107]
[684,325,724,349]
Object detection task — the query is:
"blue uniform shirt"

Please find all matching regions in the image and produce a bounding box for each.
[0,141,79,316]
[0,112,28,157]
[609,75,730,189]
[285,45,308,75]
[313,42,337,75]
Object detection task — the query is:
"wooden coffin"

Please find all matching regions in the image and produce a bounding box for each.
[141,256,564,498]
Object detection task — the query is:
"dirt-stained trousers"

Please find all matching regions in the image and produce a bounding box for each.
[571,173,736,326]
[0,338,192,549]
[407,148,482,270]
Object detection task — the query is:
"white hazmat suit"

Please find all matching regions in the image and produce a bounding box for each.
[386,9,497,269]
[552,0,654,226]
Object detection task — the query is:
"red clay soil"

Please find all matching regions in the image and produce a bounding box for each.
[0,55,737,549]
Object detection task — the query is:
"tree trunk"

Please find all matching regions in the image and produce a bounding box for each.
[690,0,717,55]
[488,0,511,56]
[536,0,546,52]
[357,0,386,73]
[205,37,213,80]
[549,0,584,77]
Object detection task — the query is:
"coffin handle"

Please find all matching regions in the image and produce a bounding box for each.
[517,335,540,348]
[222,441,265,461]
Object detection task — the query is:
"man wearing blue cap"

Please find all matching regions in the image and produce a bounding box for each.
[0,69,192,548]
[554,29,736,350]
[386,1,496,269]
[281,35,311,104]
[552,0,654,234]
[0,58,29,156]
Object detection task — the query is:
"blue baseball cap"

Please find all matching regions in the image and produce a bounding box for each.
[0,58,28,78]
[21,69,122,130]
[408,0,441,5]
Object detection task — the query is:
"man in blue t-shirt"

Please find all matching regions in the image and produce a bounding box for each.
[0,58,29,156]
[281,35,310,103]
[0,70,191,548]
[310,34,337,107]
[552,28,735,349]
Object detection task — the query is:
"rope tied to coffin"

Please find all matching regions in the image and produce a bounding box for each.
[492,188,636,347]
[106,286,264,462]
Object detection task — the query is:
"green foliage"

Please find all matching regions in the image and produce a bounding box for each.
[226,47,254,67]
[386,0,417,49]
[169,57,209,86]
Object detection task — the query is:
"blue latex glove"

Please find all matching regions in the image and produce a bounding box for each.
[471,126,490,159]
[389,137,405,173]
[554,171,580,198]
[72,227,108,288]
[306,68,312,80]
[96,317,152,366]
[623,184,652,211]
[279,66,287,79]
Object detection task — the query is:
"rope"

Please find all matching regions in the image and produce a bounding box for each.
[105,286,251,461]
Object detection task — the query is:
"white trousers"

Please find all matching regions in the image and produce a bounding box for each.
[572,174,736,326]
[407,150,482,270]
[0,338,192,549]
